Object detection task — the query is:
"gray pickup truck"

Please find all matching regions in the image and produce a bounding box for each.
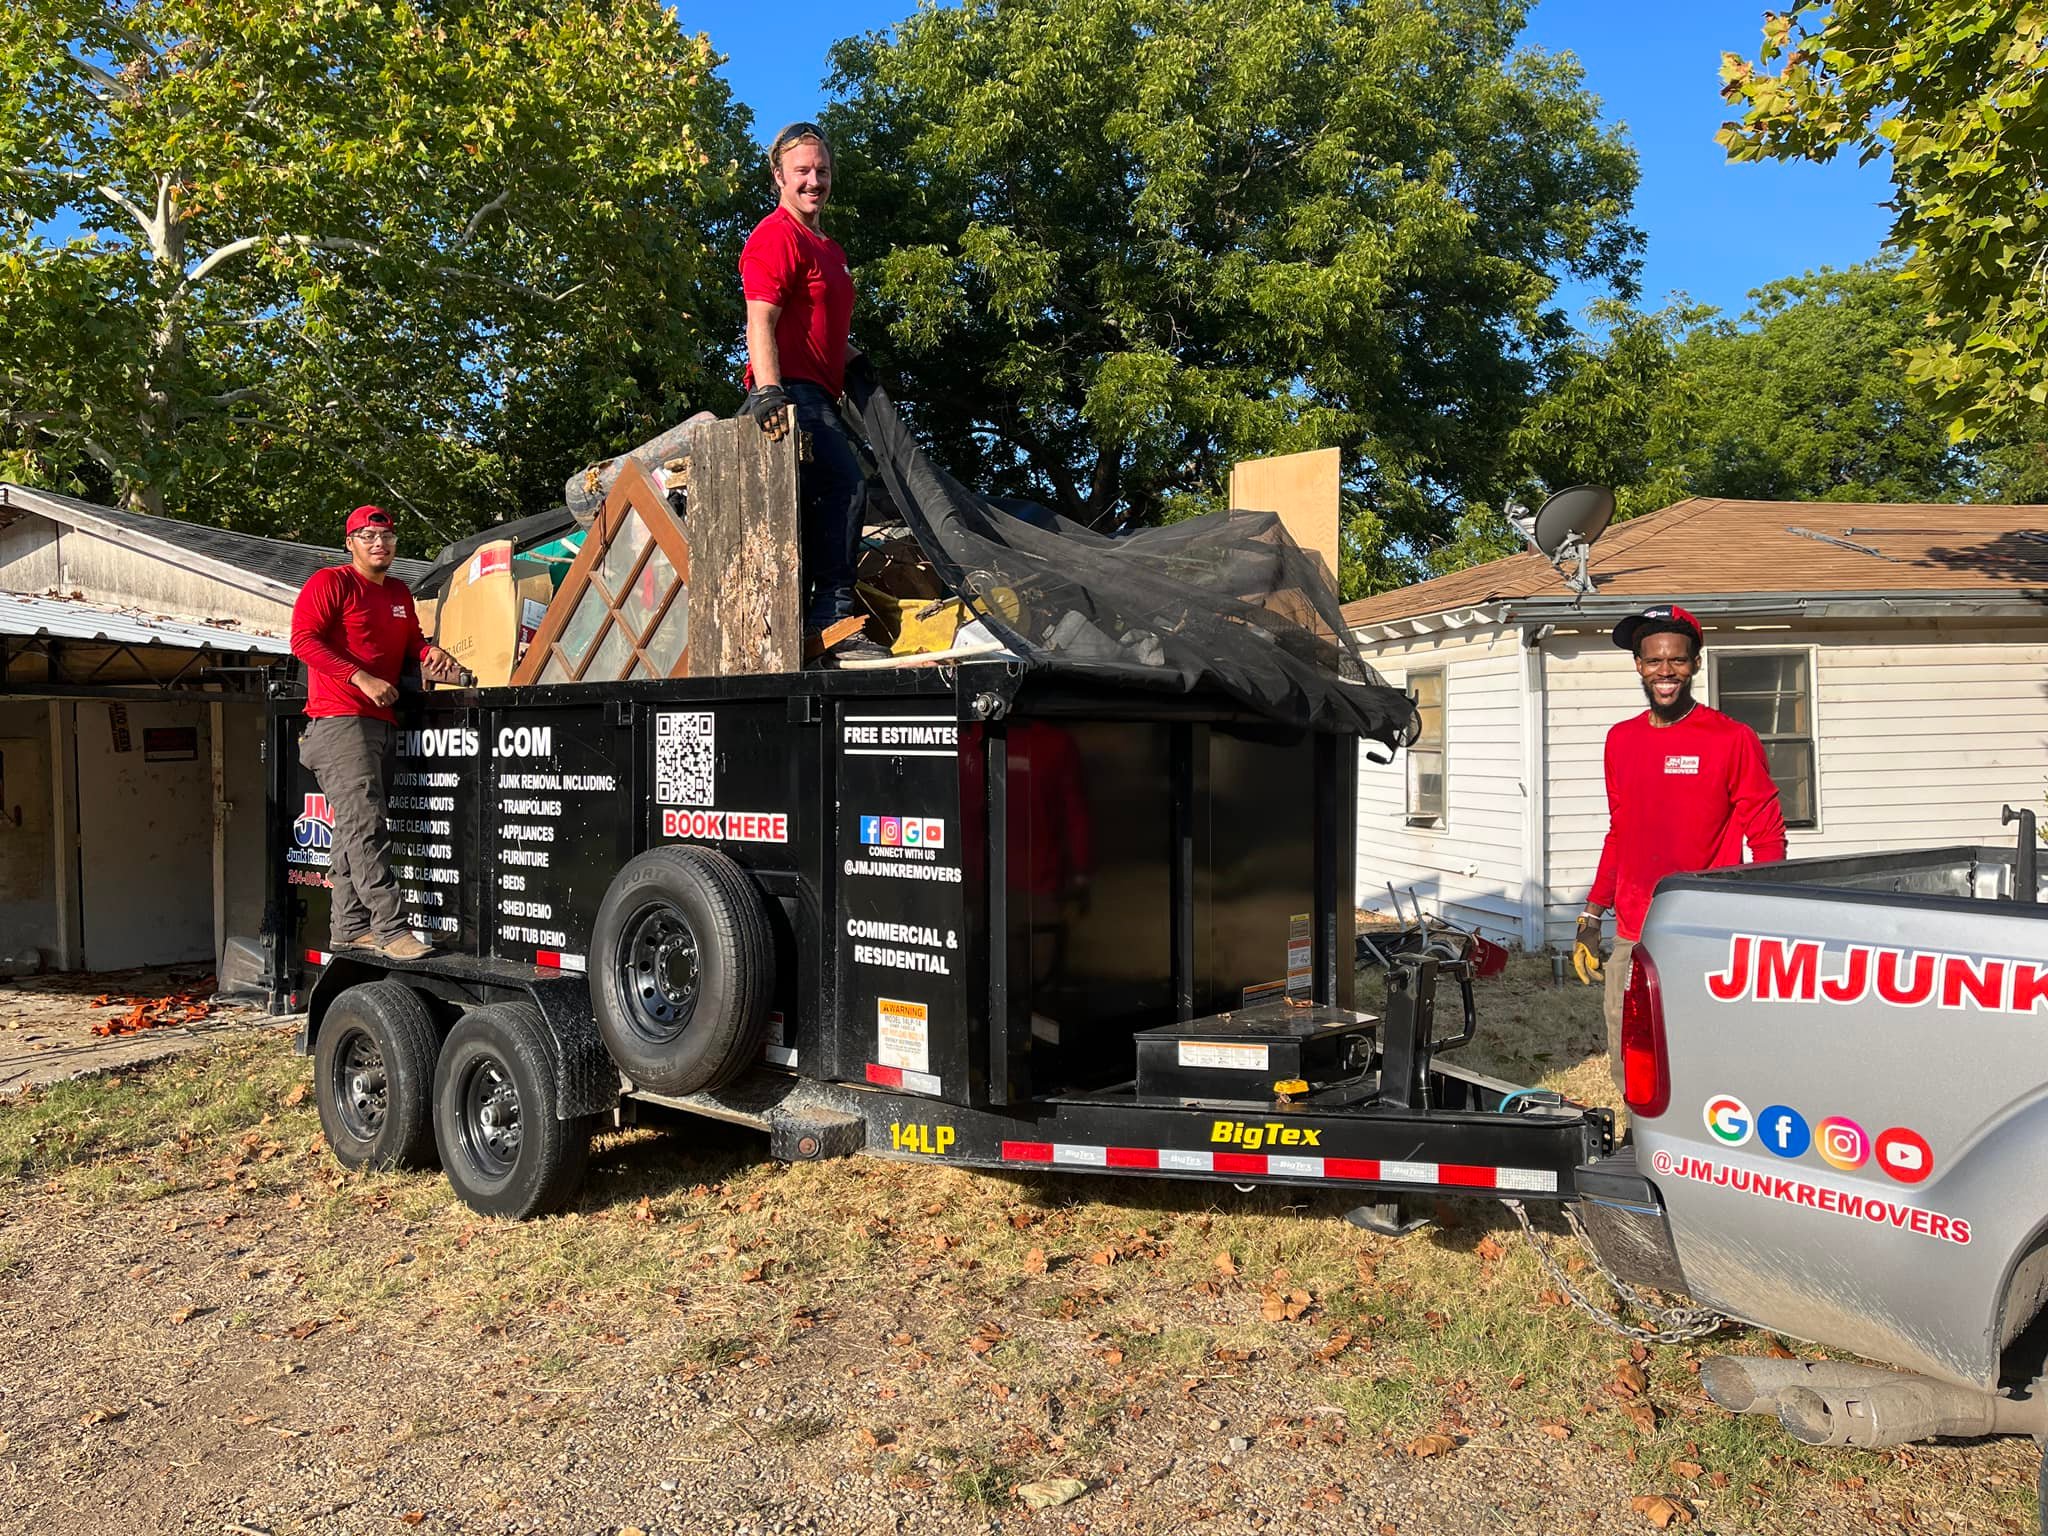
[1576,823,2048,1480]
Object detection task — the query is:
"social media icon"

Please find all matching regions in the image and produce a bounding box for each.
[1874,1126,1934,1185]
[904,820,923,846]
[859,816,880,845]
[923,818,945,848]
[1816,1116,1869,1172]
[881,816,902,846]
[1757,1105,1810,1159]
[1703,1094,1752,1148]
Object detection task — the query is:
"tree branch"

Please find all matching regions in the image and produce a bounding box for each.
[452,188,512,252]
[181,231,580,304]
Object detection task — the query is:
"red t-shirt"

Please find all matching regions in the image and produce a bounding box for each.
[739,205,854,397]
[290,564,430,724]
[1588,704,1788,941]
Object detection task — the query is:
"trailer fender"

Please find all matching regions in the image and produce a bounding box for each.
[522,975,621,1120]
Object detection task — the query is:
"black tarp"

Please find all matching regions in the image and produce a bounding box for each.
[847,379,1420,752]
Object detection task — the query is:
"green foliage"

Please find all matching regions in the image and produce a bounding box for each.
[1718,2,2048,444]
[821,0,1641,594]
[0,0,757,541]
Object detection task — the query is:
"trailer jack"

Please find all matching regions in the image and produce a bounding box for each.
[1345,1200,1430,1237]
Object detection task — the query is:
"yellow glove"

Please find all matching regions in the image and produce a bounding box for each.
[1572,912,1605,985]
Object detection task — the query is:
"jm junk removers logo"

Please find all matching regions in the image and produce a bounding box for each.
[1702,1094,1752,1147]
[294,793,334,850]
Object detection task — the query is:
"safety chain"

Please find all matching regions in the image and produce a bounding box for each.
[1504,1198,1729,1345]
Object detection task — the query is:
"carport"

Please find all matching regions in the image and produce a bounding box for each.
[0,591,287,973]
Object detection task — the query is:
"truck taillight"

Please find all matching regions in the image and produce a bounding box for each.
[1620,943,1669,1118]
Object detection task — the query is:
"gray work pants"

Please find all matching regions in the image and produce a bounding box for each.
[1603,937,1636,1095]
[300,715,406,946]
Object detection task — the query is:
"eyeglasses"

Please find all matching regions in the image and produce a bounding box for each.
[351,529,397,546]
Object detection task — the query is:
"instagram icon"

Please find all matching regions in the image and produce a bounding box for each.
[1815,1116,1870,1172]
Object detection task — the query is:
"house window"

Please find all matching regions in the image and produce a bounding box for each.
[1712,650,1817,829]
[1405,669,1445,826]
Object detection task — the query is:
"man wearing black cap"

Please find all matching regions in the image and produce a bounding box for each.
[290,506,464,960]
[1575,604,1787,1087]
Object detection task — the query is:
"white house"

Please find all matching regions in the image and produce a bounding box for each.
[1341,497,2048,951]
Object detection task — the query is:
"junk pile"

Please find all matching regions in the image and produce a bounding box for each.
[399,384,1420,748]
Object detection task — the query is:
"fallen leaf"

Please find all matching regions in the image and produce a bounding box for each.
[1507,1372,1528,1390]
[1259,1288,1312,1323]
[1316,1332,1353,1360]
[1099,1347,1124,1365]
[967,1337,997,1356]
[1538,1421,1571,1440]
[632,1196,655,1223]
[1629,1494,1693,1528]
[1023,1247,1048,1275]
[398,1516,426,1529]
[1609,1360,1648,1398]
[1017,1478,1088,1510]
[1474,1236,1505,1263]
[1214,1251,1238,1278]
[1088,1249,1115,1267]
[1670,1459,1703,1480]
[1623,1400,1659,1433]
[1765,1342,1797,1359]
[1405,1433,1458,1458]
[79,1406,126,1426]
[169,1305,210,1325]
[282,1081,310,1107]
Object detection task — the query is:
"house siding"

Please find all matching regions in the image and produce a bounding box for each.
[1354,624,1528,945]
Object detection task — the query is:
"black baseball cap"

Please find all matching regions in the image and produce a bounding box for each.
[1613,603,1703,653]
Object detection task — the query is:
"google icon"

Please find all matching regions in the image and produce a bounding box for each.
[1702,1094,1753,1148]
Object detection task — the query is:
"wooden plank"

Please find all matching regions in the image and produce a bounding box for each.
[683,417,804,677]
[1229,448,1342,593]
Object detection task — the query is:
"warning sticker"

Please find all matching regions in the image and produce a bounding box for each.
[878,997,930,1074]
[1178,1041,1271,1072]
[1287,911,1312,996]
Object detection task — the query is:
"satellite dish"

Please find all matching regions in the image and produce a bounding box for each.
[1525,484,1615,598]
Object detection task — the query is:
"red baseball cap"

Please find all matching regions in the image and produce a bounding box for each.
[1613,602,1703,653]
[345,505,394,537]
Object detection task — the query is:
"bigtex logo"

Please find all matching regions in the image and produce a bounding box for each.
[1211,1119,1322,1151]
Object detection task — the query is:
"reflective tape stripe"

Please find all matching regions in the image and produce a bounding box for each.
[865,1063,943,1097]
[987,1141,1555,1193]
[304,948,331,965]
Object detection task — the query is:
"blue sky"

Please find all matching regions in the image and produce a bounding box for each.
[681,0,1896,324]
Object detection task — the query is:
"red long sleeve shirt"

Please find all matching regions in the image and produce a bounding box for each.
[739,206,854,396]
[1588,704,1787,941]
[290,564,430,724]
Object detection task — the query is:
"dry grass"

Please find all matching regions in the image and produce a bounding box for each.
[0,963,2037,1532]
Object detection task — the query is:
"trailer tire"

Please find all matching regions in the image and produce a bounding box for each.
[433,1004,590,1219]
[314,980,441,1171]
[590,846,773,1095]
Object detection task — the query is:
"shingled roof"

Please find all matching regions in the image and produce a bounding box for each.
[0,483,433,590]
[1339,498,2048,630]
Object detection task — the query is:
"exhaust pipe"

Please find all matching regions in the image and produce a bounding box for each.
[1701,1356,2047,1449]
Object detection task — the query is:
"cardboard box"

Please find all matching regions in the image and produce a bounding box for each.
[434,541,553,686]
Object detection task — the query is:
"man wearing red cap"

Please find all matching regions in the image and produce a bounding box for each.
[290,506,462,960]
[1575,604,1787,1088]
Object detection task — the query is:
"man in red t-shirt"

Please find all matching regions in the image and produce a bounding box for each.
[1576,604,1787,1087]
[290,505,462,959]
[737,121,885,664]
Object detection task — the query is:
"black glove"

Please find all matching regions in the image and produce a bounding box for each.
[742,384,790,431]
[1572,911,1607,985]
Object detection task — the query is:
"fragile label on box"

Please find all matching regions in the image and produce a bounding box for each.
[877,997,930,1074]
[1177,1041,1270,1072]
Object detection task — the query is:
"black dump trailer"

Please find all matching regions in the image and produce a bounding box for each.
[266,661,1613,1220]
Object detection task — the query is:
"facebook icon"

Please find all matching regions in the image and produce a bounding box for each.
[1758,1105,1811,1160]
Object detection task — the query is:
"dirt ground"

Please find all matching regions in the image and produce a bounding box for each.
[0,960,2036,1536]
[0,965,262,1095]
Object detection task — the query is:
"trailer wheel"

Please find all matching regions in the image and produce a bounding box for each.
[433,1004,590,1219]
[590,846,773,1095]
[314,980,441,1171]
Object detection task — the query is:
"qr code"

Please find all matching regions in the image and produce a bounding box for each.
[654,712,715,806]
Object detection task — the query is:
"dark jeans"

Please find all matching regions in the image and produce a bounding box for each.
[786,379,865,629]
[300,715,407,946]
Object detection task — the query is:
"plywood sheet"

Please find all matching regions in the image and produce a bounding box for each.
[1230,448,1341,591]
[684,418,804,677]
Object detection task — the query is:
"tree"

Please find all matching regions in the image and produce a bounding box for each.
[1719,2,2048,445]
[0,0,757,540]
[821,0,1640,590]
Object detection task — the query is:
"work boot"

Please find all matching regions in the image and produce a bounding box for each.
[818,633,893,669]
[332,934,377,953]
[370,931,436,961]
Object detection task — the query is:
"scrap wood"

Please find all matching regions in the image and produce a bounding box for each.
[90,985,216,1038]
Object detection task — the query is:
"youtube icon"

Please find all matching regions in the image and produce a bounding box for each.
[1874,1127,1934,1185]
